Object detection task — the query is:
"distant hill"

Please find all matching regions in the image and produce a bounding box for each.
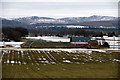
[1,15,118,29]
[68,20,118,26]
[1,18,30,28]
[13,16,66,24]
[12,15,117,24]
[59,15,117,23]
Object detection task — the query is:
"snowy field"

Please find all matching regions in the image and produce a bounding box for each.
[2,49,120,65]
[26,36,70,42]
[0,42,24,48]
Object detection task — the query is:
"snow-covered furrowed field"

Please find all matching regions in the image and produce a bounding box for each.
[2,50,120,65]
[1,49,120,78]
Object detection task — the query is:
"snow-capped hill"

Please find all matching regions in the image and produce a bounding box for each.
[88,15,117,21]
[13,16,55,24]
[12,15,117,24]
[30,16,54,20]
[14,16,66,24]
[59,15,117,23]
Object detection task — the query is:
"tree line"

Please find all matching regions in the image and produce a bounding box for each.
[29,29,118,37]
[2,27,28,41]
[1,26,118,42]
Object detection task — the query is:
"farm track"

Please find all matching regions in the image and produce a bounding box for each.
[1,50,120,78]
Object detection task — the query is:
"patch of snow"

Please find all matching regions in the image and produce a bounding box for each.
[23,62,27,64]
[15,48,107,53]
[63,58,66,59]
[113,59,120,62]
[25,36,70,42]
[38,58,42,60]
[0,42,24,47]
[66,25,85,28]
[73,58,79,59]
[41,60,49,64]
[11,61,15,63]
[63,60,71,63]
[7,60,9,63]
[43,58,46,60]
[51,62,56,64]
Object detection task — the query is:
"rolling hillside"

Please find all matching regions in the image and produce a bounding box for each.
[1,15,118,30]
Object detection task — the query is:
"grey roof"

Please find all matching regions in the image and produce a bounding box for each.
[21,39,47,47]
[21,39,70,47]
[70,37,91,42]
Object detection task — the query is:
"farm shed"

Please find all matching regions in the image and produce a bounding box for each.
[88,40,99,48]
[70,37,91,42]
[70,37,90,48]
[21,39,70,48]
[95,38,105,45]
[70,37,98,48]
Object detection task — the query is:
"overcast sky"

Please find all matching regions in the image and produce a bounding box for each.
[0,0,119,18]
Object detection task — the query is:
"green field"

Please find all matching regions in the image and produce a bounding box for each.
[2,50,120,78]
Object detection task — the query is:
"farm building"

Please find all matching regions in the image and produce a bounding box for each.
[21,37,99,48]
[21,39,70,48]
[70,37,91,42]
[88,40,99,48]
[70,37,98,48]
[92,36,119,48]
